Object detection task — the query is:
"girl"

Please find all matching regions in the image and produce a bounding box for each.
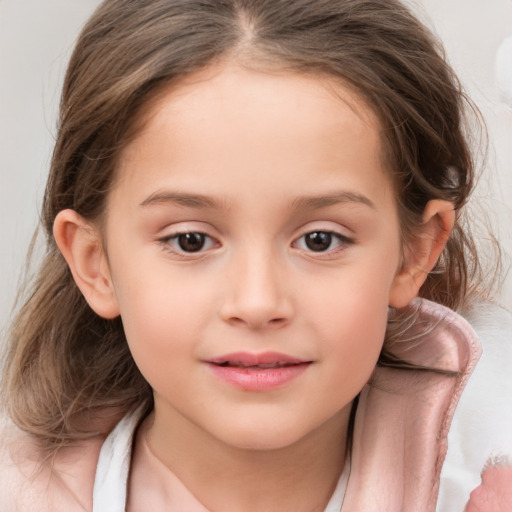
[1,0,511,510]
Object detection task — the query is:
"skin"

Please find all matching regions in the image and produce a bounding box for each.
[465,465,512,512]
[54,62,454,511]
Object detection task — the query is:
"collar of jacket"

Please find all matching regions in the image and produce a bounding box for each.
[342,298,482,512]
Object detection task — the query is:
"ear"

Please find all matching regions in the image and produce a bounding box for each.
[389,200,455,309]
[53,209,120,319]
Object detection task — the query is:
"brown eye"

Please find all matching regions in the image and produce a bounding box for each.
[177,232,206,252]
[304,231,333,252]
[294,230,353,254]
[160,230,218,256]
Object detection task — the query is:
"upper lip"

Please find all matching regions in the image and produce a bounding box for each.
[206,351,310,367]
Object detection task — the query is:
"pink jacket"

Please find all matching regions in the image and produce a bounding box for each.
[1,299,510,511]
[343,300,482,510]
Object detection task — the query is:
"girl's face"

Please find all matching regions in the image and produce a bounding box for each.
[103,64,405,450]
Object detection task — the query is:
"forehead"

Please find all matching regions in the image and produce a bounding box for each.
[134,63,381,151]
[113,63,393,211]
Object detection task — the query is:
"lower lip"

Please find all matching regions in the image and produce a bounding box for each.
[206,363,310,391]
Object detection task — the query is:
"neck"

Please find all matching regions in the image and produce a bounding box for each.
[138,403,351,512]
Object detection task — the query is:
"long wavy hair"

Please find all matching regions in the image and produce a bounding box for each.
[2,0,488,455]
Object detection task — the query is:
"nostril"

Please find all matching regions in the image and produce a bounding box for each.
[218,274,293,328]
[224,315,289,329]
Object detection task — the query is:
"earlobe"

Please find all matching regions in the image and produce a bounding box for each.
[389,200,455,309]
[53,209,120,319]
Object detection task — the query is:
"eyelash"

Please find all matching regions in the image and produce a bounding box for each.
[158,229,353,257]
[158,231,218,256]
[293,230,353,255]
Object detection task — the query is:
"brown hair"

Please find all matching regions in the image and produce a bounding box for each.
[1,0,488,454]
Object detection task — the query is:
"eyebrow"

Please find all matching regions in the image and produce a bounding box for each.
[290,191,375,211]
[140,191,222,209]
[139,189,375,211]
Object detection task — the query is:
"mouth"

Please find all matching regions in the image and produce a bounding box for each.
[214,361,302,369]
[207,351,310,368]
[205,352,312,391]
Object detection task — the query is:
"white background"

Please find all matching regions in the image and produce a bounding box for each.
[1,0,511,337]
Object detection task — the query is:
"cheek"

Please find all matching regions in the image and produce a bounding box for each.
[326,296,388,378]
[305,254,395,334]
[305,263,394,390]
[110,261,215,377]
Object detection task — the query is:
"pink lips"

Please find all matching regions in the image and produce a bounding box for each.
[205,351,311,391]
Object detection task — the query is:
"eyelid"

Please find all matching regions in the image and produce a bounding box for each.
[292,223,355,255]
[157,226,221,257]
[293,231,352,250]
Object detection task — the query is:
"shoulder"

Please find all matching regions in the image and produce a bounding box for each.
[439,301,512,510]
[455,301,512,455]
[0,416,104,512]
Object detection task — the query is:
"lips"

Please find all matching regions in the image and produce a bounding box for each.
[205,351,312,391]
[216,361,294,369]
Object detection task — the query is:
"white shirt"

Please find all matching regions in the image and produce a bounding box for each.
[92,406,350,512]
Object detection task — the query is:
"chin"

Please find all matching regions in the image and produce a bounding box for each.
[223,432,306,452]
[210,417,322,453]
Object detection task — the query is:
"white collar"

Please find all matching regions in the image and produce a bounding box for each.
[92,406,350,511]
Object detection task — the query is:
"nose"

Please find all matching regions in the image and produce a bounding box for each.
[219,247,293,330]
